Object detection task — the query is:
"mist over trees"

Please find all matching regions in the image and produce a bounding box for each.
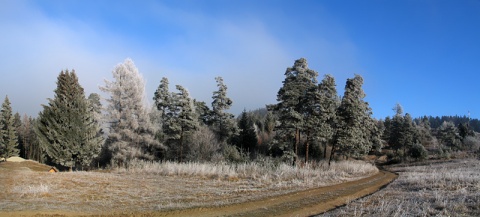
[2,57,479,169]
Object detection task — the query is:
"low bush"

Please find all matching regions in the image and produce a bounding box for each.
[408,143,428,160]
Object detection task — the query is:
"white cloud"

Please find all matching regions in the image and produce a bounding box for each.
[138,17,293,113]
[0,1,363,117]
[0,1,134,116]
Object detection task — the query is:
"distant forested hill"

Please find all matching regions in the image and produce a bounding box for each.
[414,115,480,132]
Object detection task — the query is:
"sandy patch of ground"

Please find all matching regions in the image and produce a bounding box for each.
[6,156,26,162]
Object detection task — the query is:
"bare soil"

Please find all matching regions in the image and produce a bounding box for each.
[0,160,397,217]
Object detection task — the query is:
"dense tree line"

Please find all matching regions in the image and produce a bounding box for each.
[2,57,479,169]
[417,115,480,133]
[382,104,479,161]
[267,58,381,165]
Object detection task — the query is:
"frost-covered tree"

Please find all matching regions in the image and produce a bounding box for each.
[154,78,202,161]
[300,64,320,163]
[162,85,199,161]
[458,122,474,141]
[401,113,418,158]
[194,100,213,126]
[153,77,171,121]
[332,75,375,161]
[88,93,103,124]
[389,105,404,151]
[416,116,435,148]
[269,58,317,164]
[1,96,19,159]
[175,85,199,159]
[153,77,172,144]
[316,74,339,159]
[211,77,237,143]
[36,71,103,169]
[100,58,164,165]
[386,105,420,159]
[438,121,461,151]
[382,116,392,142]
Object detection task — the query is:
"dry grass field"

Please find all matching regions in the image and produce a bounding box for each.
[0,159,378,216]
[322,158,480,216]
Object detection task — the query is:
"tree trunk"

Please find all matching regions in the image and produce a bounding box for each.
[305,131,310,164]
[329,143,335,167]
[323,142,328,159]
[180,128,184,162]
[294,128,300,166]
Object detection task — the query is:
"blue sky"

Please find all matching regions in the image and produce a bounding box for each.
[1,0,479,119]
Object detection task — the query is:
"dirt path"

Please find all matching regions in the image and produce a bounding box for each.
[148,170,397,217]
[0,161,397,217]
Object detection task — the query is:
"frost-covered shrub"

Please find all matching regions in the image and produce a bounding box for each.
[186,126,222,162]
[408,143,428,160]
[223,145,248,163]
[463,136,480,152]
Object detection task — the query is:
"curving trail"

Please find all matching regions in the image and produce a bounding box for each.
[151,170,398,217]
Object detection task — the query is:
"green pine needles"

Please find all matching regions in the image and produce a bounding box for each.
[36,70,103,170]
[1,95,20,159]
[270,58,380,165]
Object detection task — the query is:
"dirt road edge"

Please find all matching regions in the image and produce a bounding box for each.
[151,170,398,217]
[0,170,398,217]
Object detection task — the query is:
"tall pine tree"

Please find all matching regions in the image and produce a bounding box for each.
[438,121,461,151]
[331,75,375,163]
[211,77,237,143]
[1,96,19,159]
[175,85,199,161]
[36,71,103,169]
[101,59,164,165]
[401,113,417,159]
[236,109,258,159]
[269,58,317,164]
[153,77,173,145]
[317,74,339,159]
[161,85,199,161]
[153,77,171,122]
[300,63,319,163]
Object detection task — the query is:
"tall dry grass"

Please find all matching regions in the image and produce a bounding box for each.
[114,159,378,187]
[322,159,480,216]
[12,184,50,198]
